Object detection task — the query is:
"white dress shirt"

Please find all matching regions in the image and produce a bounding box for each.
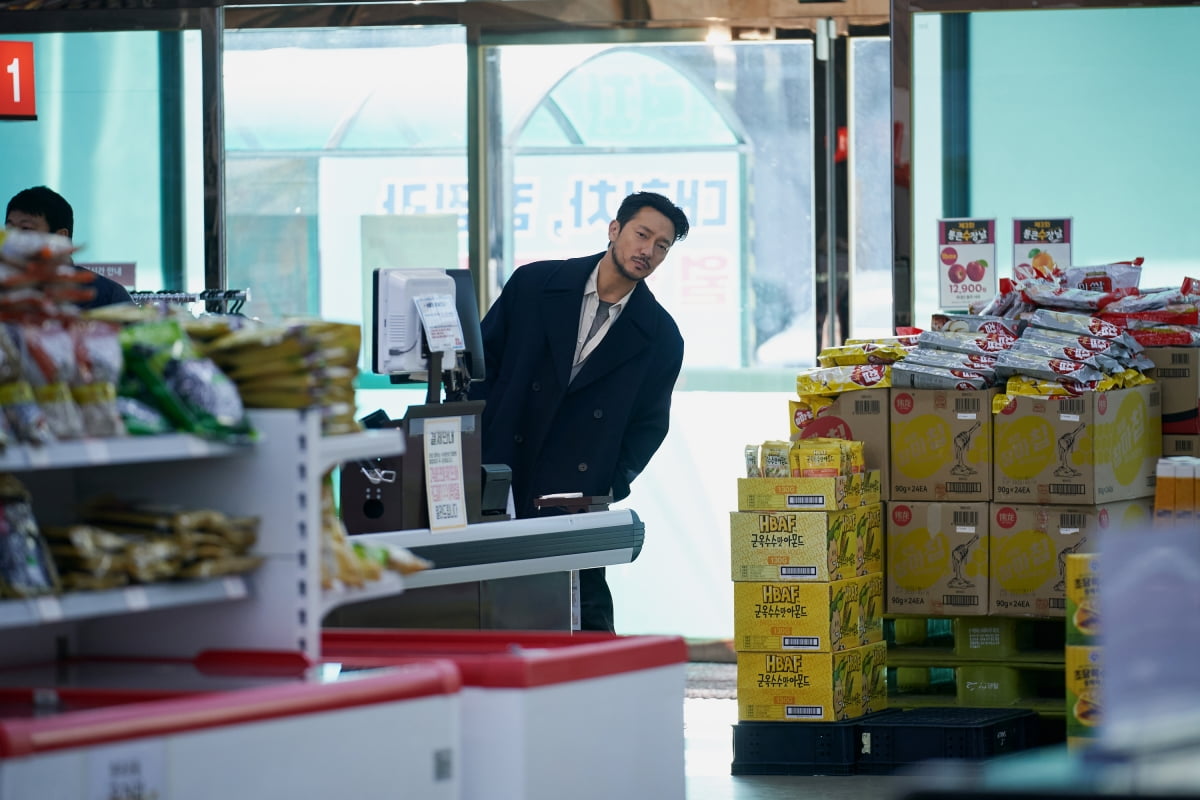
[571,264,635,382]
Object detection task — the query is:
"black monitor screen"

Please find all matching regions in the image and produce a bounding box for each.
[446,268,486,383]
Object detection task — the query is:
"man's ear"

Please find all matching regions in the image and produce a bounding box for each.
[607,219,620,243]
[53,227,70,239]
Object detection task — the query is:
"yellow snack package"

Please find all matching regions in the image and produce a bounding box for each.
[817,342,909,367]
[789,395,835,439]
[789,438,848,477]
[796,365,891,397]
[760,440,792,478]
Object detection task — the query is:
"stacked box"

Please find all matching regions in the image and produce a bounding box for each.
[733,580,860,653]
[889,388,997,502]
[737,648,865,722]
[1065,553,1101,749]
[885,502,989,616]
[1145,347,1200,434]
[992,384,1160,505]
[790,390,892,495]
[735,462,885,723]
[988,500,1151,617]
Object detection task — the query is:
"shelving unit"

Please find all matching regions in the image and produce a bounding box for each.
[0,408,681,799]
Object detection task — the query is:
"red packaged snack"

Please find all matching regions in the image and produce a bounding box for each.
[1062,258,1143,293]
[1023,284,1135,311]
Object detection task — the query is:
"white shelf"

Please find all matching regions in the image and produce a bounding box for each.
[319,573,406,618]
[0,433,245,472]
[314,427,405,474]
[0,576,249,632]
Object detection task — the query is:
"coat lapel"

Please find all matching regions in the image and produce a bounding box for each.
[568,281,656,393]
[542,254,600,391]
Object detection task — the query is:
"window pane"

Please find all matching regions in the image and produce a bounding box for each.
[911,6,1200,328]
[0,31,201,293]
[223,25,468,351]
[494,40,816,373]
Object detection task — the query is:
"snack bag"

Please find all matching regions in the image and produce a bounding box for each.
[759,440,791,478]
[1063,259,1143,293]
[0,474,60,598]
[891,362,990,390]
[789,438,849,477]
[119,319,255,443]
[795,365,891,396]
[817,342,908,367]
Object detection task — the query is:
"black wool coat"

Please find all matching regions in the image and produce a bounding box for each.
[472,252,684,519]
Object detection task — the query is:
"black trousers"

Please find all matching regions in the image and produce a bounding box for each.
[578,566,615,633]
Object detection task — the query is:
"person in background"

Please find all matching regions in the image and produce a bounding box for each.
[472,190,689,632]
[5,185,133,308]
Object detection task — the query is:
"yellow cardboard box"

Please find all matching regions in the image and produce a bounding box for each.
[729,509,856,583]
[855,572,884,647]
[790,389,891,494]
[856,502,884,576]
[737,471,881,512]
[1066,645,1102,747]
[993,384,1161,505]
[734,579,859,653]
[860,640,888,715]
[737,647,865,722]
[889,388,997,502]
[886,501,989,616]
[989,500,1151,617]
[1065,553,1100,646]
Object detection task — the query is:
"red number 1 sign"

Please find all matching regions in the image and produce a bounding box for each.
[0,41,37,120]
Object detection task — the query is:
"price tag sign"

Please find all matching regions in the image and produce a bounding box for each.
[937,218,996,311]
[0,41,37,120]
[413,294,466,355]
[423,415,467,531]
[1013,218,1072,282]
[87,739,166,800]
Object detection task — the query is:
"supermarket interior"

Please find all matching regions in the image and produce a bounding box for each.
[4,0,1200,798]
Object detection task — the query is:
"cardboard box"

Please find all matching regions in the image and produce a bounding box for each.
[729,509,856,583]
[889,388,997,502]
[733,579,859,653]
[1162,435,1200,457]
[886,501,989,616]
[1146,347,1200,433]
[854,572,884,647]
[736,471,881,512]
[857,502,884,576]
[737,647,865,722]
[1066,645,1102,747]
[993,384,1161,505]
[860,640,888,715]
[1065,553,1100,646]
[790,389,891,494]
[989,500,1152,617]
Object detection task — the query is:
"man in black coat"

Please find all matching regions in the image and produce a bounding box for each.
[473,191,689,632]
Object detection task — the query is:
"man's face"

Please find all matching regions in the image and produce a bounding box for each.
[608,207,676,284]
[5,210,53,235]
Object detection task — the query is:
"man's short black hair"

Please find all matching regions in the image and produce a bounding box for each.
[615,191,690,244]
[7,185,74,238]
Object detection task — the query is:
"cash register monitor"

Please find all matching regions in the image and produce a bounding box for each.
[371,268,457,380]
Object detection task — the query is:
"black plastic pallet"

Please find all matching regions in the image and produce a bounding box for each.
[855,706,1041,775]
[731,710,901,776]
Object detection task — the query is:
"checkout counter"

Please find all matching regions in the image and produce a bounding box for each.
[329,400,640,631]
